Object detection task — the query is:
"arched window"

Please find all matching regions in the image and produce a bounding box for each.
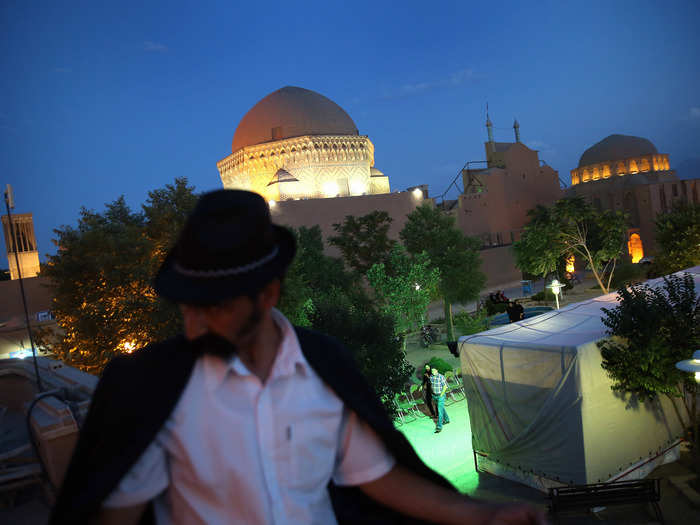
[627,233,644,263]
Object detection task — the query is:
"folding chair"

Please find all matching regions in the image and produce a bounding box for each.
[408,384,428,417]
[443,371,465,403]
[393,393,418,423]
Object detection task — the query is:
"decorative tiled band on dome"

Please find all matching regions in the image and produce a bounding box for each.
[570,134,669,186]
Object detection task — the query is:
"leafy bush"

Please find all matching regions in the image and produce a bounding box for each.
[483,296,508,315]
[598,273,699,461]
[530,289,556,302]
[607,261,648,290]
[454,311,487,336]
[427,357,453,374]
[309,299,414,421]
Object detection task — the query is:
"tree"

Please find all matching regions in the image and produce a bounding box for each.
[308,299,413,421]
[277,225,366,326]
[278,226,414,420]
[513,197,627,294]
[36,178,198,373]
[598,273,700,465]
[652,202,700,275]
[400,204,486,340]
[328,211,395,274]
[366,245,440,347]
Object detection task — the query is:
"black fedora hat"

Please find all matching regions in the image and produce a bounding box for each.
[154,189,296,304]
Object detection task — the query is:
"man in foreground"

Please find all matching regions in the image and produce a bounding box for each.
[51,190,546,524]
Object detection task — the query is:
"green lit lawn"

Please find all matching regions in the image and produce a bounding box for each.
[395,398,479,494]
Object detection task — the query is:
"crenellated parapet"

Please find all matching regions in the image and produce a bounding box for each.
[570,154,670,185]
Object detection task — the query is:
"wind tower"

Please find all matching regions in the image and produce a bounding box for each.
[1,213,40,279]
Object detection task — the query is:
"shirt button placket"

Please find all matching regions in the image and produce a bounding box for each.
[257,386,283,524]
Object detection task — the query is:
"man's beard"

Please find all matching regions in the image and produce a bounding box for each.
[188,304,264,359]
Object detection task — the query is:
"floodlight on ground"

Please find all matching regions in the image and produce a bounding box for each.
[546,278,564,310]
[675,350,700,383]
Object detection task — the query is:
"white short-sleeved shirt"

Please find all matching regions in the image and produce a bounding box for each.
[103,309,395,524]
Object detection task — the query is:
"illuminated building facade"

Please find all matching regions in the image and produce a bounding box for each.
[216,86,427,263]
[443,116,563,286]
[566,134,698,261]
[217,86,389,202]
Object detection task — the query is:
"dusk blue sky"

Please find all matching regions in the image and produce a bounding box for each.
[2,0,699,262]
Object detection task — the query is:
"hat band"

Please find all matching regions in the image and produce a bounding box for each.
[173,245,279,278]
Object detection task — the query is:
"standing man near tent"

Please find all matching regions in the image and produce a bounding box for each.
[420,363,437,419]
[430,368,451,433]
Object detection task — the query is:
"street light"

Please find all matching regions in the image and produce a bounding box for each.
[676,350,700,383]
[546,278,564,310]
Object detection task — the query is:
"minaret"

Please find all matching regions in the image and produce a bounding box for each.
[486,105,494,144]
[513,118,521,143]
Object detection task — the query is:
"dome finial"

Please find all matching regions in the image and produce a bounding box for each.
[513,117,520,143]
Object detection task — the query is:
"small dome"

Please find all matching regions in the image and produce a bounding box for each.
[232,86,358,153]
[578,134,658,167]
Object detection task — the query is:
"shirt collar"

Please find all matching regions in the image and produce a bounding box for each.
[203,308,309,390]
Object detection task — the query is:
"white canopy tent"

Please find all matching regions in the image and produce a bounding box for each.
[459,266,699,491]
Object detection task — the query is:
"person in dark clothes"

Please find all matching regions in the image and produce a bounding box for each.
[420,364,437,419]
[51,190,546,525]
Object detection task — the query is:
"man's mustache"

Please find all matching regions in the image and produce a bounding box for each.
[188,332,238,358]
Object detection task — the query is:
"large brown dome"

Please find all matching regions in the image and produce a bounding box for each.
[578,134,658,168]
[232,86,358,153]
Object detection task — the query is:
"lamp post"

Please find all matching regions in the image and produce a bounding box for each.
[676,350,700,471]
[546,278,564,310]
[3,185,43,391]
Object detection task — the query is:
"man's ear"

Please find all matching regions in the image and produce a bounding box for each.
[260,279,282,310]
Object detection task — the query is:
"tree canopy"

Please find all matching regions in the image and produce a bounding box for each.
[400,203,485,339]
[652,202,700,275]
[37,178,197,372]
[366,244,440,342]
[328,211,395,274]
[513,197,628,293]
[277,225,366,327]
[278,225,414,419]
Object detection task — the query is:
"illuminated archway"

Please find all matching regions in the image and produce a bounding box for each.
[565,255,575,273]
[627,233,644,263]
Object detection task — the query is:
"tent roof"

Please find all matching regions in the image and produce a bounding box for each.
[460,266,700,351]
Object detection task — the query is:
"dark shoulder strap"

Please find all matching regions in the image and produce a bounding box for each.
[50,335,197,524]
